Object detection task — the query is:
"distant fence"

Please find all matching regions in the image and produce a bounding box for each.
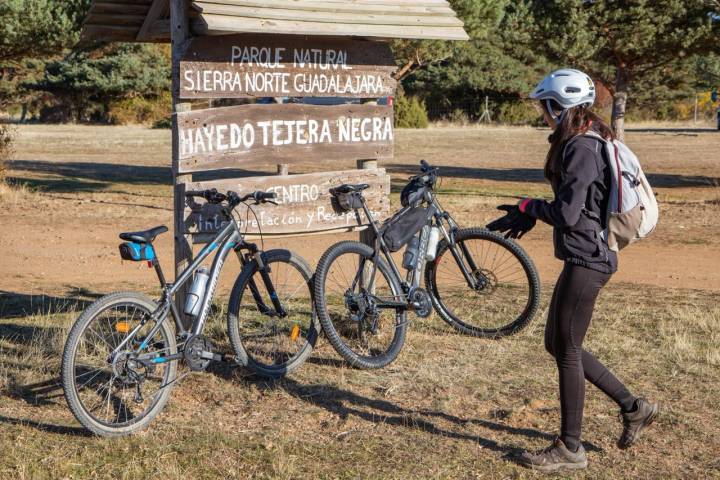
[423,93,720,126]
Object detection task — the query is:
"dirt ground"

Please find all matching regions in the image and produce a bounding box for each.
[0,125,719,479]
[1,125,719,295]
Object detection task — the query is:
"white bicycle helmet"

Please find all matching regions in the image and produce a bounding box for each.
[529,69,596,120]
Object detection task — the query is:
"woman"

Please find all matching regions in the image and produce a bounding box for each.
[486,69,659,473]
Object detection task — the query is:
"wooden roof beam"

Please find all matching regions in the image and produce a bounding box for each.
[136,0,169,41]
[193,14,469,40]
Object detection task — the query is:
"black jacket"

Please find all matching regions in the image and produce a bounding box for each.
[525,131,618,274]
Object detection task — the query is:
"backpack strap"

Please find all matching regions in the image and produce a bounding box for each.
[612,143,622,212]
[572,130,624,214]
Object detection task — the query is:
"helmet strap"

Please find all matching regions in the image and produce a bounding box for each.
[546,99,566,122]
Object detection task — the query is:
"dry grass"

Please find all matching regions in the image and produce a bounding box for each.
[1,124,719,478]
[0,285,718,479]
[0,181,37,207]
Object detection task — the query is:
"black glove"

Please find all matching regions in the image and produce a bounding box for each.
[486,205,536,239]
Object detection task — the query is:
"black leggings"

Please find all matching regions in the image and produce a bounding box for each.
[545,262,636,451]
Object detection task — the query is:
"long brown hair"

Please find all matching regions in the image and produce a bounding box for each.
[543,100,614,184]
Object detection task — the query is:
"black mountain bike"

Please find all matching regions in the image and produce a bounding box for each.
[61,189,319,436]
[314,160,541,369]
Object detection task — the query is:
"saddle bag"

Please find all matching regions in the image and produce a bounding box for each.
[332,191,364,213]
[119,242,156,262]
[381,206,429,252]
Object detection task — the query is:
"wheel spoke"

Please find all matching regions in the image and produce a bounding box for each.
[316,243,405,367]
[430,232,538,336]
[67,298,175,433]
[232,254,315,375]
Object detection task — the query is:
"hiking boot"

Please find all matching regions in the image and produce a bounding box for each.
[618,398,660,449]
[518,437,588,473]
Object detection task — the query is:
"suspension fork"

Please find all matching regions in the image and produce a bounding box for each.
[436,210,479,289]
[255,251,288,317]
[239,243,287,317]
[446,240,481,289]
[236,246,272,315]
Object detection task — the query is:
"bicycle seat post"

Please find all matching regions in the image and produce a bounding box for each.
[359,196,381,238]
[149,248,168,288]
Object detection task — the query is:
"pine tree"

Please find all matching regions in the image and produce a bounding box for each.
[401,0,553,117]
[0,0,90,117]
[27,44,171,122]
[0,0,89,62]
[530,0,720,140]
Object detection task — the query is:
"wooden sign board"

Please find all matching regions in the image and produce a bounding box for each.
[180,34,397,99]
[178,103,394,173]
[184,168,391,237]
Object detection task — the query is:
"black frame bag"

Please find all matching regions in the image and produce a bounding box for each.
[381,207,429,252]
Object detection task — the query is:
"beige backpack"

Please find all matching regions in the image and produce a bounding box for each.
[584,132,659,251]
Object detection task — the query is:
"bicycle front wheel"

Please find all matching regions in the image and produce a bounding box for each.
[314,241,407,369]
[61,292,177,437]
[425,228,540,338]
[227,249,319,378]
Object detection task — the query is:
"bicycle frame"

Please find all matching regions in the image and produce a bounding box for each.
[109,213,285,366]
[354,191,482,312]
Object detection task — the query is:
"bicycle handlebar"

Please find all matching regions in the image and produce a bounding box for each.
[409,160,439,187]
[185,189,277,207]
[244,191,277,204]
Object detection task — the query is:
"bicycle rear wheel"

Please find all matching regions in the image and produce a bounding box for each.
[425,228,540,338]
[314,241,407,369]
[227,249,319,378]
[61,292,177,437]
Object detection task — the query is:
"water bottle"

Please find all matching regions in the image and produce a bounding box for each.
[402,237,420,270]
[184,267,210,317]
[425,227,441,261]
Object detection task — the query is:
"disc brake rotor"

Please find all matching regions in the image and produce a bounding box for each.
[473,268,498,294]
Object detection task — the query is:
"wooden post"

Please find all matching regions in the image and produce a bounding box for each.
[171,0,193,329]
[277,163,289,176]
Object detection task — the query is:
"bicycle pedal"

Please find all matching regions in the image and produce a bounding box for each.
[221,353,237,363]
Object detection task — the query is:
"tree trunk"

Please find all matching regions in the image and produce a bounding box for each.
[611,68,629,142]
[394,59,416,81]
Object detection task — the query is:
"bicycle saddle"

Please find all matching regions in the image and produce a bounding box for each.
[119,225,168,244]
[330,183,370,194]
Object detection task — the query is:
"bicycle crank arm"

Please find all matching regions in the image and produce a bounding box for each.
[373,299,410,310]
[199,350,224,362]
[136,352,184,365]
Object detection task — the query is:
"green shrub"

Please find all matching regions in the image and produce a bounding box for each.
[496,100,540,125]
[395,95,429,129]
[449,108,470,125]
[152,117,172,129]
[108,92,171,125]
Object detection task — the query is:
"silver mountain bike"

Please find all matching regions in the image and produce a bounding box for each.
[61,189,319,436]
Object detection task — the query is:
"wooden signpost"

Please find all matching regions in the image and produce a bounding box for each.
[81,0,468,328]
[180,34,397,99]
[171,15,400,255]
[177,103,394,172]
[184,168,391,239]
[171,17,398,328]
